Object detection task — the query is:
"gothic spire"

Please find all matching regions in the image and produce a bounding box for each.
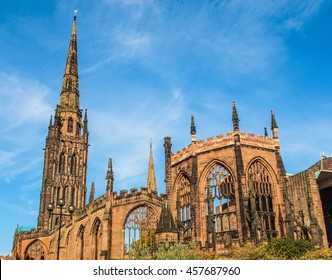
[232,101,239,132]
[147,141,157,193]
[156,199,177,234]
[190,113,196,142]
[59,12,80,109]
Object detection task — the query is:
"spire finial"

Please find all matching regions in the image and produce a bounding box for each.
[83,109,88,134]
[264,127,268,137]
[147,141,157,193]
[190,113,197,142]
[232,101,239,132]
[106,158,114,193]
[271,109,279,139]
[271,109,278,129]
[74,9,78,19]
[89,182,95,204]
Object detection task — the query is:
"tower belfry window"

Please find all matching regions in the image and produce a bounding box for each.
[68,117,73,133]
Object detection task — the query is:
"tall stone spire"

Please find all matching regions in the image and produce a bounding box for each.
[232,101,240,132]
[190,113,196,143]
[59,12,79,110]
[147,141,157,193]
[37,12,88,231]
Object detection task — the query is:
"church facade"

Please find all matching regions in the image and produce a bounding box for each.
[11,16,332,260]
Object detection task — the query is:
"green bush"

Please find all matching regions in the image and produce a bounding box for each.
[231,244,277,260]
[125,240,216,260]
[155,241,216,260]
[265,238,315,260]
[300,248,332,260]
[231,238,316,260]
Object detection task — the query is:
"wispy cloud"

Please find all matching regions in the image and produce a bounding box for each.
[0,73,52,182]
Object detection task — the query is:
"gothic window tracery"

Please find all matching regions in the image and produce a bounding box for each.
[124,205,157,254]
[24,240,46,260]
[176,175,192,241]
[205,163,237,245]
[247,160,277,240]
[68,117,73,133]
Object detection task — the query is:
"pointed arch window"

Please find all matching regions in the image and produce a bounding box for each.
[205,163,237,246]
[92,219,101,260]
[124,206,157,254]
[68,117,73,133]
[247,160,277,240]
[77,226,84,260]
[71,154,78,175]
[76,122,81,136]
[24,240,46,260]
[59,153,65,173]
[176,175,192,241]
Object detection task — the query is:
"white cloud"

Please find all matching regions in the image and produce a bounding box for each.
[0,73,52,181]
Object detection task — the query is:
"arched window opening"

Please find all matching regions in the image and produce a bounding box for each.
[176,175,192,241]
[63,186,68,203]
[76,122,81,136]
[71,188,76,205]
[124,206,157,254]
[205,163,237,246]
[25,240,46,260]
[59,153,65,173]
[77,226,84,260]
[70,154,78,175]
[92,219,101,260]
[247,160,277,241]
[68,117,73,133]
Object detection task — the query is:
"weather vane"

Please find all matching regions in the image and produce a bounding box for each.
[74,9,78,17]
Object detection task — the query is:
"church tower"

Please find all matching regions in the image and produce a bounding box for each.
[37,13,88,230]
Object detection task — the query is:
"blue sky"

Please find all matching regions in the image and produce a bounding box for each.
[0,0,331,255]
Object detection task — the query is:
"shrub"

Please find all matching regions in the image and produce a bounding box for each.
[300,248,332,260]
[231,238,316,260]
[265,238,315,260]
[231,244,276,260]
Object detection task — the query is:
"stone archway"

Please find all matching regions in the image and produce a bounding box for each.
[24,239,47,260]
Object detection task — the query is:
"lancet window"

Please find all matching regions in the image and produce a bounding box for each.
[247,160,276,240]
[92,219,101,260]
[124,206,157,254]
[70,154,78,175]
[77,226,84,260]
[58,153,65,173]
[205,163,237,245]
[176,174,192,241]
